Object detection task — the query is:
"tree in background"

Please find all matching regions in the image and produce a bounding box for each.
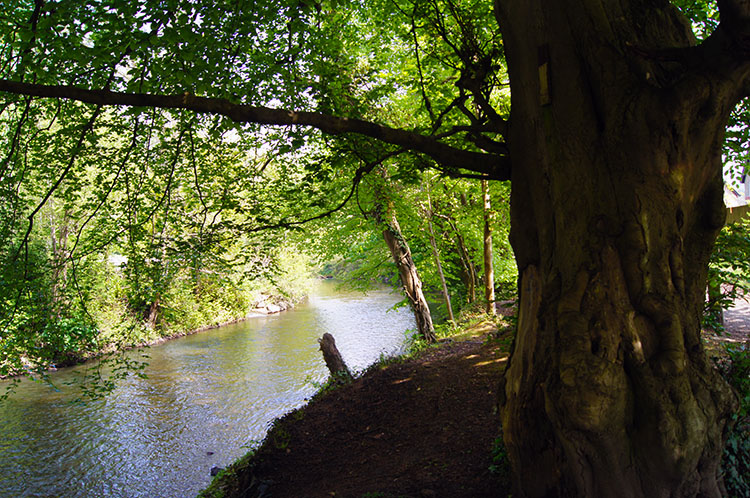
[310,164,513,331]
[481,179,495,315]
[421,179,455,325]
[372,166,436,342]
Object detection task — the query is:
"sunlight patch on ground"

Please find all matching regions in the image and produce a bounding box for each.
[461,320,500,338]
[473,357,507,368]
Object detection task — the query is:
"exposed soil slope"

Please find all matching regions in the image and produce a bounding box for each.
[203,324,512,498]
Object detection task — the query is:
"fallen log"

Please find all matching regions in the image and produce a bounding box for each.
[318,333,352,381]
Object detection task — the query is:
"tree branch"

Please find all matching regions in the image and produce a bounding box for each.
[0,79,512,180]
[717,0,750,52]
[627,8,750,103]
[13,104,103,263]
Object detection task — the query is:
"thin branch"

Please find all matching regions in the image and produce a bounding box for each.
[188,128,210,241]
[237,160,378,234]
[0,96,32,182]
[410,7,436,123]
[430,94,468,134]
[12,104,103,262]
[66,121,140,260]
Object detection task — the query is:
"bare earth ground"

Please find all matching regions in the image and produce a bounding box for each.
[705,298,750,353]
[722,298,750,344]
[204,302,749,498]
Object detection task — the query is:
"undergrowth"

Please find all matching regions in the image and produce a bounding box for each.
[488,433,511,481]
[717,343,750,497]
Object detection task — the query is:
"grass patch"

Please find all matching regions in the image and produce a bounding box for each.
[197,449,260,498]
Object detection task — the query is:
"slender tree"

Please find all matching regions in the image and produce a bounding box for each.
[481,179,495,315]
[373,168,436,343]
[423,187,455,325]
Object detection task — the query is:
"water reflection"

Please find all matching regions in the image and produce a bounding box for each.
[0,281,413,498]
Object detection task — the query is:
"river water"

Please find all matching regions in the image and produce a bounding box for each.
[0,281,414,498]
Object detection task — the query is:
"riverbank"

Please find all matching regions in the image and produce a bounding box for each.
[0,281,415,498]
[144,293,298,346]
[0,292,299,380]
[199,319,514,498]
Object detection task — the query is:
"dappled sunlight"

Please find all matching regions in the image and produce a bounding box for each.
[461,321,500,338]
[632,338,643,356]
[473,357,508,368]
[391,377,413,385]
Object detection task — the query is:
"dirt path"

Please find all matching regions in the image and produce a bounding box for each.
[724,298,750,344]
[203,327,512,498]
[704,298,750,357]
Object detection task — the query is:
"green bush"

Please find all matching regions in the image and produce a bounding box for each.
[41,316,99,360]
[718,344,750,496]
[488,434,511,482]
[705,217,750,332]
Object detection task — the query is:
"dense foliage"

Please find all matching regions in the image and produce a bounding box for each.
[705,216,750,331]
[312,169,514,320]
[717,343,750,496]
[0,0,519,394]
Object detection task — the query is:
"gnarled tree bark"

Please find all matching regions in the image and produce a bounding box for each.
[495,0,749,496]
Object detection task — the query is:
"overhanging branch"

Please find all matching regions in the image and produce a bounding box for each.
[0,79,512,180]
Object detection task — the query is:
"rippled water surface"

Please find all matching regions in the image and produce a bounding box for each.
[0,281,414,498]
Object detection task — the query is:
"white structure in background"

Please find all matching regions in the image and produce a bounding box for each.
[107,253,128,267]
[724,166,750,223]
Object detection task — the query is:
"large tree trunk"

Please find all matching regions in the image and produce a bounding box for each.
[495,1,745,496]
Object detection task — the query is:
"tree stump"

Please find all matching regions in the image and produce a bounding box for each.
[318,333,352,381]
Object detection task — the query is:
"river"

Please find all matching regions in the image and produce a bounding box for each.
[0,281,415,498]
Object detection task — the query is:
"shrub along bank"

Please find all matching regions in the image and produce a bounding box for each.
[0,245,314,389]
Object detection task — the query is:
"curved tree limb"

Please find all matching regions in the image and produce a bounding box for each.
[0,79,512,181]
[717,0,750,52]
